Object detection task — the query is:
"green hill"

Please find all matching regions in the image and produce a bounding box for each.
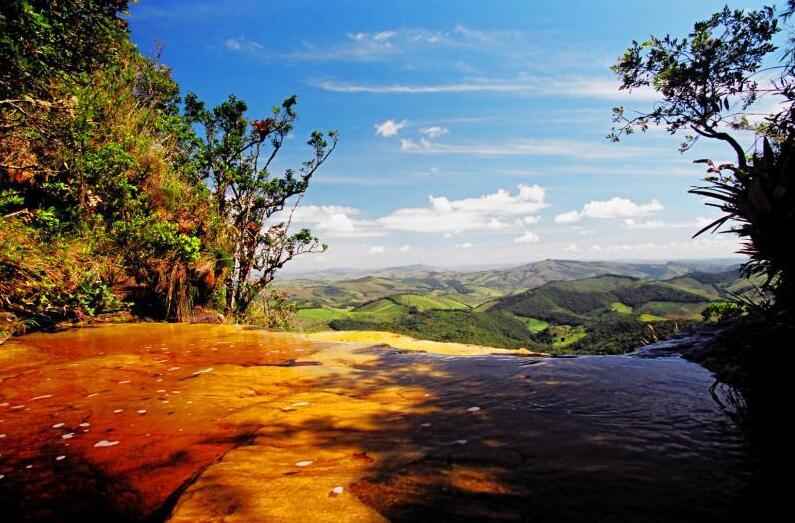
[490,274,717,324]
[390,293,469,311]
[287,261,749,355]
[276,259,741,310]
[329,309,543,350]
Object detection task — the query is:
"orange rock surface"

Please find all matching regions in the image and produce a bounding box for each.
[0,323,752,522]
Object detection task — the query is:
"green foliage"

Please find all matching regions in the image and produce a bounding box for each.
[331,309,543,350]
[702,301,743,322]
[0,189,23,213]
[72,274,125,316]
[610,5,779,160]
[0,218,123,322]
[114,219,201,263]
[612,3,795,316]
[185,92,337,317]
[568,318,693,355]
[0,0,130,99]
[245,289,297,330]
[610,302,633,314]
[0,2,229,324]
[524,316,550,333]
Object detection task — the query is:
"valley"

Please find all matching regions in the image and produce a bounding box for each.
[277,259,752,354]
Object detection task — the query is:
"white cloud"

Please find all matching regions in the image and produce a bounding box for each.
[315,77,658,101]
[456,242,473,249]
[399,244,411,252]
[565,243,579,252]
[624,219,665,229]
[399,137,653,160]
[368,246,386,254]
[555,197,664,223]
[374,119,408,137]
[419,126,449,139]
[224,37,264,52]
[373,31,397,42]
[291,31,400,61]
[284,205,383,238]
[290,26,526,62]
[624,216,718,230]
[377,184,547,233]
[554,210,583,224]
[583,198,663,219]
[582,237,741,257]
[514,231,541,244]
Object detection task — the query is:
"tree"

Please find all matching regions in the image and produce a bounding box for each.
[184,93,337,318]
[610,4,795,314]
[0,0,130,99]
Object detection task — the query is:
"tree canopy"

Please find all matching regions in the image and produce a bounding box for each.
[611,2,795,314]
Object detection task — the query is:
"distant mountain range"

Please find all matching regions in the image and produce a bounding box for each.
[276,258,743,309]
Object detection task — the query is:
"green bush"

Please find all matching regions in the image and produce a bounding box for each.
[701,301,742,322]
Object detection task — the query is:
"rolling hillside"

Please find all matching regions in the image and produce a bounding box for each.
[276,259,741,309]
[284,260,749,355]
[486,273,735,324]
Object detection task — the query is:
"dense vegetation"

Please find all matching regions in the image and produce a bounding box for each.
[0,1,333,332]
[331,309,544,351]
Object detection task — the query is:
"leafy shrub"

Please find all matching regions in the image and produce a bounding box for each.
[702,301,743,322]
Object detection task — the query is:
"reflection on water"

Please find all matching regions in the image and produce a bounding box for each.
[0,324,755,522]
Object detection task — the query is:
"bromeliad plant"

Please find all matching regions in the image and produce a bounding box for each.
[690,136,794,311]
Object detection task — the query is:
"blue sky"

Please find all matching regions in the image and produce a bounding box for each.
[127,0,773,270]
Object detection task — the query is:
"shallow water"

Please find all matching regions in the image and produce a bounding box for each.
[0,324,754,522]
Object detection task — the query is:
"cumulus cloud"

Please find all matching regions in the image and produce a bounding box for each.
[514,231,541,244]
[368,246,385,254]
[555,197,664,223]
[399,244,411,252]
[456,242,473,249]
[284,205,382,238]
[377,184,547,233]
[554,210,582,224]
[374,119,408,137]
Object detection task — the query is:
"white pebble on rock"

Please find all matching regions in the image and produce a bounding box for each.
[93,440,119,448]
